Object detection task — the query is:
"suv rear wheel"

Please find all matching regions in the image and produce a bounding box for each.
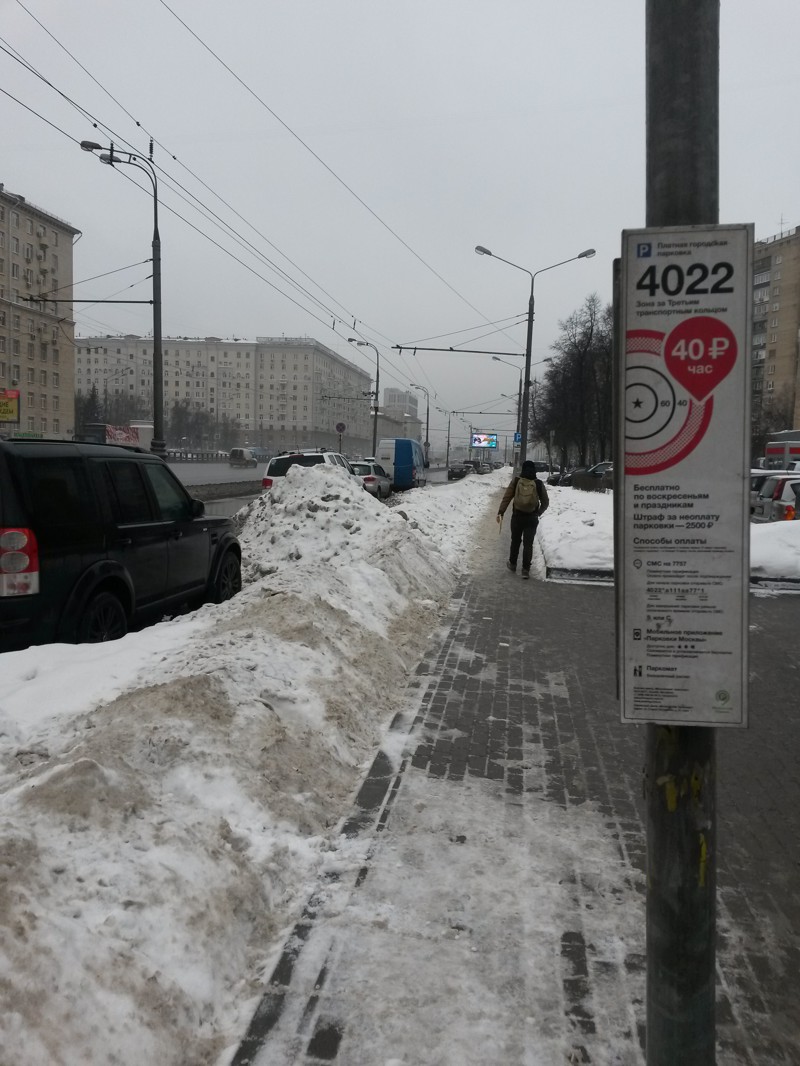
[213,551,242,603]
[78,590,129,644]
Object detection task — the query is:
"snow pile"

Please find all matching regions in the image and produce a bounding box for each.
[537,485,614,571]
[0,465,506,1066]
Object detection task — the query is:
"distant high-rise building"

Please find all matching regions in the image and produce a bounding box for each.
[751,227,800,430]
[0,184,79,439]
[383,388,418,420]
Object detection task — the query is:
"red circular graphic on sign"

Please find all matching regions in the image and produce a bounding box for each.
[624,329,714,476]
[663,316,737,401]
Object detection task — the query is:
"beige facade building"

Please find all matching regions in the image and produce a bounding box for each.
[751,227,800,428]
[0,184,79,439]
[74,334,375,453]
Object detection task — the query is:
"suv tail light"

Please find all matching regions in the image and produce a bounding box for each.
[0,528,40,596]
[262,476,274,491]
[773,478,789,499]
[783,504,796,521]
[363,475,377,484]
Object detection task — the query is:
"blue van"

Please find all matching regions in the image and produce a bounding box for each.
[376,438,427,491]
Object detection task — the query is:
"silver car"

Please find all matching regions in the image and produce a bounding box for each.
[751,474,800,523]
[350,461,392,499]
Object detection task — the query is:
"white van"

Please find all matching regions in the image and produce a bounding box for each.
[228,448,258,468]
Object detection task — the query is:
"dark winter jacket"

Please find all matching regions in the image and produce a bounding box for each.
[497,468,549,518]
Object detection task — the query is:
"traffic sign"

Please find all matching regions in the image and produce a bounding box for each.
[335,422,346,433]
[617,224,753,727]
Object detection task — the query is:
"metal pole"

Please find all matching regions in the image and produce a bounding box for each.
[517,369,523,439]
[424,394,430,464]
[372,347,379,457]
[445,413,451,469]
[519,281,534,466]
[150,178,165,455]
[645,2,718,1062]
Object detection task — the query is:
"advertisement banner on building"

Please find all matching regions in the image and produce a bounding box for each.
[617,223,753,727]
[0,389,20,425]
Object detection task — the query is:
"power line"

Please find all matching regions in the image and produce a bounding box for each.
[155,0,520,342]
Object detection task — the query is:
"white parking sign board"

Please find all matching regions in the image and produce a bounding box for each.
[618,224,753,726]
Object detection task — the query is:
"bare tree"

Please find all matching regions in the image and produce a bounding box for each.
[532,294,612,469]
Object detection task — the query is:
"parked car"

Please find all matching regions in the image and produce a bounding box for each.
[771,481,800,521]
[750,469,794,514]
[751,474,800,523]
[261,450,356,491]
[0,439,242,652]
[461,460,481,474]
[447,462,470,480]
[558,462,613,488]
[350,461,392,499]
[228,447,258,468]
[477,462,493,474]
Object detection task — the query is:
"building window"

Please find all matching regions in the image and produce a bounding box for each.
[53,419,60,433]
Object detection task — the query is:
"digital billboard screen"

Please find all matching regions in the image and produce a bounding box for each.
[471,432,498,449]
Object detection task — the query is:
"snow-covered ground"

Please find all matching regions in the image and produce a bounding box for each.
[1,467,797,1065]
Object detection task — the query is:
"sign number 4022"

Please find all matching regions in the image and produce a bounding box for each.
[636,262,734,297]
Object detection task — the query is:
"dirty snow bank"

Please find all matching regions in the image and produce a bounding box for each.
[0,466,506,1065]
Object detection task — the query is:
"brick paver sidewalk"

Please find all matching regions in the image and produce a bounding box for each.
[233,498,800,1065]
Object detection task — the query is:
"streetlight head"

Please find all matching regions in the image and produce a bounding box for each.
[98,153,113,165]
[578,248,596,259]
[347,337,358,343]
[475,245,492,256]
[80,140,103,152]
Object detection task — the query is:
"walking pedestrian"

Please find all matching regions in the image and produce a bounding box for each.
[496,460,549,578]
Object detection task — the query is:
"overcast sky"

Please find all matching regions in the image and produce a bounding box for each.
[3,0,799,449]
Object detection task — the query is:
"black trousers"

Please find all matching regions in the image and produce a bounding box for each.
[509,510,539,570]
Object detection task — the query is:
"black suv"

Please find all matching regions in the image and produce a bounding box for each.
[0,439,242,652]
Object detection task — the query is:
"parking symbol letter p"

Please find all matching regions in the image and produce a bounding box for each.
[637,243,652,258]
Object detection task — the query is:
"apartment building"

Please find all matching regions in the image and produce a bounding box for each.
[74,334,373,452]
[0,184,79,439]
[751,226,800,428]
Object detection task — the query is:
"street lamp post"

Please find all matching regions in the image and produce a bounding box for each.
[348,338,380,456]
[81,139,165,455]
[436,405,452,468]
[409,383,430,465]
[492,354,524,444]
[475,244,595,466]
